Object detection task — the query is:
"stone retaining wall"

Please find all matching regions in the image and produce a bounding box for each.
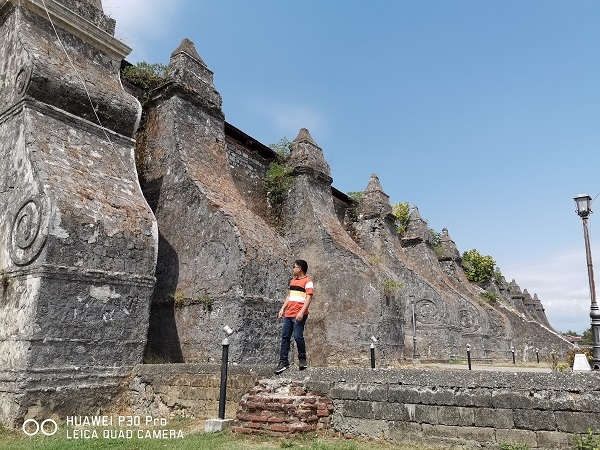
[128,364,600,449]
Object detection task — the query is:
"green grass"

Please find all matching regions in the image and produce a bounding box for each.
[0,422,454,450]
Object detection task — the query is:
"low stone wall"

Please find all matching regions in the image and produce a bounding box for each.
[128,364,273,419]
[128,364,600,449]
[306,367,600,450]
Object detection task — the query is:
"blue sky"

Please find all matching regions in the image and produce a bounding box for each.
[102,0,600,334]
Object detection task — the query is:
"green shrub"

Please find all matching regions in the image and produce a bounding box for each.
[269,137,292,160]
[346,191,363,220]
[122,61,168,90]
[265,161,294,207]
[480,291,498,302]
[462,249,496,283]
[392,202,410,234]
[265,138,294,209]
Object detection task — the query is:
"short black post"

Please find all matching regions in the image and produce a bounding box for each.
[511,346,515,365]
[218,336,230,420]
[370,342,376,369]
[466,343,472,370]
[535,348,539,364]
[369,336,378,369]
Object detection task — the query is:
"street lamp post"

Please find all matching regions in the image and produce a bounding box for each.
[410,295,419,360]
[574,193,600,369]
[510,345,515,364]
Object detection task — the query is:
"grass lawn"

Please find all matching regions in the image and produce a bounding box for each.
[0,420,455,450]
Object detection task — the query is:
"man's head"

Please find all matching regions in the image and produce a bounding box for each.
[293,259,308,274]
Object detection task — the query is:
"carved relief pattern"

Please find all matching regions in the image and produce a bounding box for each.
[14,66,33,97]
[10,198,49,265]
[415,299,440,324]
[459,305,481,334]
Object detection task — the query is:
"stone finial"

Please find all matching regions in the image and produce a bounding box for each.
[359,174,391,218]
[294,128,317,146]
[439,227,461,261]
[287,128,331,181]
[508,280,524,297]
[167,38,223,119]
[401,206,430,245]
[170,38,205,64]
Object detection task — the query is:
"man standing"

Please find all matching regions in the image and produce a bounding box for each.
[274,259,314,374]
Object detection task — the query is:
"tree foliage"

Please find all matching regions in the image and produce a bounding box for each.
[462,249,496,283]
[268,137,292,161]
[121,61,168,90]
[392,202,410,234]
[265,138,294,207]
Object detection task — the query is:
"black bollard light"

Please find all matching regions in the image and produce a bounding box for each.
[466,343,472,370]
[535,348,540,364]
[370,336,377,369]
[510,345,515,365]
[218,325,234,420]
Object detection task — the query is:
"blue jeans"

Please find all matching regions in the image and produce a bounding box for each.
[279,316,307,363]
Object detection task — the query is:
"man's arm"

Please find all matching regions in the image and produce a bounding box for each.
[278,293,290,319]
[296,294,312,322]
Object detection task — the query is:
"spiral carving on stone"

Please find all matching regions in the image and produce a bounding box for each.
[415,299,440,324]
[10,198,49,265]
[15,66,33,96]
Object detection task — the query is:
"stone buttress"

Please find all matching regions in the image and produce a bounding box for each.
[0,0,157,426]
[136,38,291,364]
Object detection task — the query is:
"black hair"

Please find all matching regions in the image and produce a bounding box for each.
[295,259,308,274]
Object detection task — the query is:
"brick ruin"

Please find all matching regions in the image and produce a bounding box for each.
[0,0,572,426]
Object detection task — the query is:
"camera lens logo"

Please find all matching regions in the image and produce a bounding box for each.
[22,419,58,436]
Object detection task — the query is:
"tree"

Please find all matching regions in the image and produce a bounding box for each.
[461,249,496,284]
[582,327,593,346]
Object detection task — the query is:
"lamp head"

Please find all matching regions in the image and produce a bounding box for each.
[466,343,471,351]
[223,325,234,336]
[370,336,378,344]
[574,193,593,218]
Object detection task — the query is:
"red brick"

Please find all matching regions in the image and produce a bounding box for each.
[269,424,292,433]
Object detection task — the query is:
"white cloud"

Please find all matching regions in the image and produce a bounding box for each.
[503,246,600,334]
[101,0,183,61]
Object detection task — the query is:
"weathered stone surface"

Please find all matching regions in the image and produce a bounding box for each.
[0,0,156,427]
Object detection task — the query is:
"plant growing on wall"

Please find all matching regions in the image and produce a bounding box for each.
[266,138,294,208]
[480,290,498,302]
[169,291,186,306]
[198,294,213,312]
[461,249,496,284]
[382,279,403,297]
[346,191,363,220]
[391,202,410,234]
[121,61,168,90]
[429,228,444,256]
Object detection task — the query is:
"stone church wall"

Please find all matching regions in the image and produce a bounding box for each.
[0,0,575,428]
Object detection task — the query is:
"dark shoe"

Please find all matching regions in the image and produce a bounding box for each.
[274,361,289,374]
[299,359,308,371]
